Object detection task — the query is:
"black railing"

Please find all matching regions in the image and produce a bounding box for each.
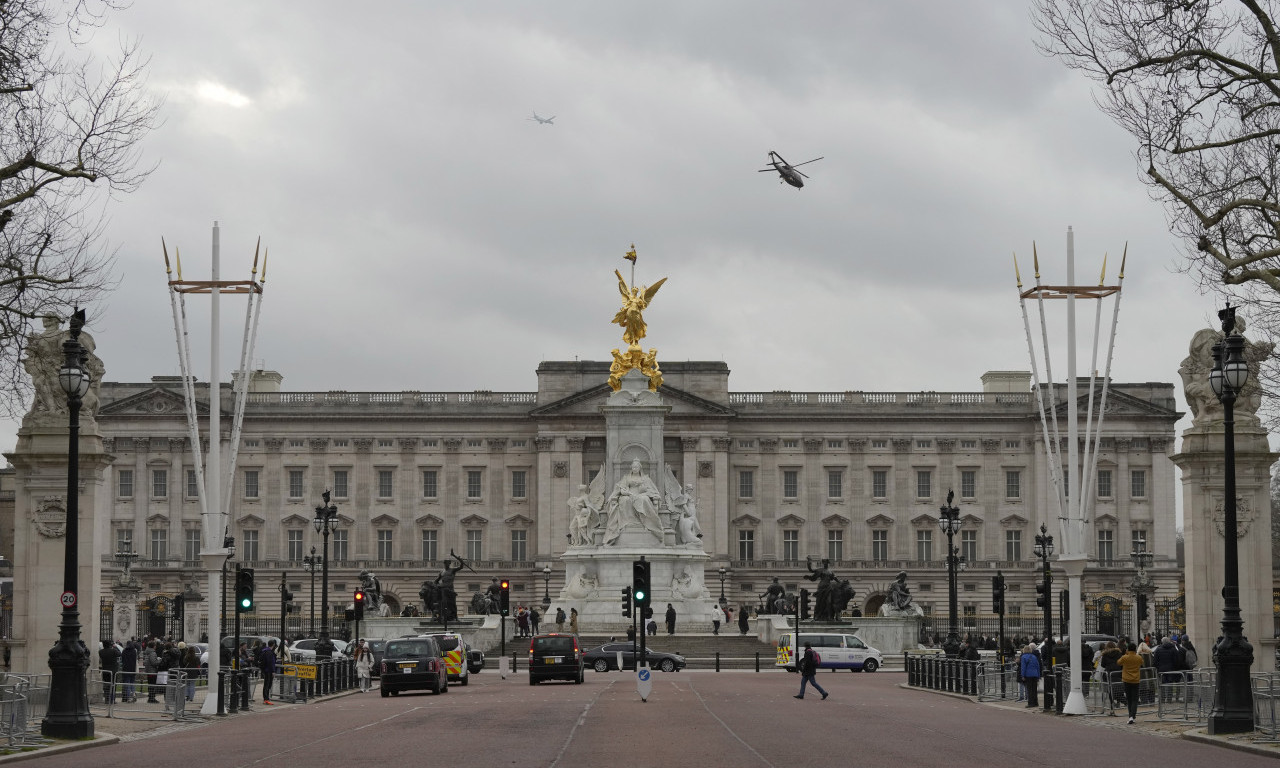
[904,653,981,696]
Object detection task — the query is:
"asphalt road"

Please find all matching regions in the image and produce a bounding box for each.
[26,670,1280,768]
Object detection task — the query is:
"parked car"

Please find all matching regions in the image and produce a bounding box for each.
[379,636,448,697]
[1082,634,1119,654]
[205,635,283,667]
[582,642,685,673]
[287,637,350,661]
[529,633,585,685]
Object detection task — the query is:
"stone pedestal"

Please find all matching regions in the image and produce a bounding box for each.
[1172,426,1277,672]
[5,424,112,674]
[111,580,141,644]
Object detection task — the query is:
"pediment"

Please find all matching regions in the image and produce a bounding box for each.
[415,514,444,527]
[370,514,399,527]
[530,381,734,418]
[732,514,760,527]
[98,387,217,417]
[1042,386,1180,419]
[865,513,894,527]
[821,514,851,527]
[504,514,534,527]
[236,513,265,527]
[910,513,937,527]
[777,513,806,527]
[281,514,310,527]
[960,514,983,526]
[145,513,168,524]
[1095,513,1118,528]
[999,513,1028,528]
[459,514,488,527]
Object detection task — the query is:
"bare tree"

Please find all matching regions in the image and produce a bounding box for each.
[0,0,158,417]
[1034,0,1280,424]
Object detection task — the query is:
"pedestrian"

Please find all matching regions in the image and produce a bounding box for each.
[355,639,373,692]
[665,603,676,635]
[1119,642,1144,723]
[143,640,160,703]
[793,642,828,700]
[1179,635,1198,670]
[723,605,733,628]
[1153,636,1181,702]
[960,638,980,662]
[1078,640,1095,696]
[569,607,579,635]
[182,642,200,702]
[738,605,750,636]
[1019,643,1041,708]
[711,603,724,635]
[517,607,530,638]
[530,607,541,635]
[98,640,121,705]
[121,638,138,702]
[555,607,566,633]
[260,640,277,704]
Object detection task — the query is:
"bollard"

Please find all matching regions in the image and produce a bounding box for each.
[228,671,239,714]
[755,652,760,673]
[240,670,251,710]
[715,652,721,672]
[217,670,227,716]
[1043,667,1054,712]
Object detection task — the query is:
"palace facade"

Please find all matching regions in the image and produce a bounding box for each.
[94,361,1183,639]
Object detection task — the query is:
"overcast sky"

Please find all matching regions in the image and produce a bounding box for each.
[3,1,1255,475]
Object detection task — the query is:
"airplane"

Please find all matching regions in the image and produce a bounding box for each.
[528,111,556,125]
[757,150,824,189]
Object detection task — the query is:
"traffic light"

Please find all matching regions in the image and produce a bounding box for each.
[353,589,365,620]
[235,567,255,613]
[632,559,651,609]
[622,586,633,618]
[992,573,1005,615]
[1059,589,1070,624]
[1035,582,1048,609]
[1138,593,1149,622]
[799,588,811,621]
[500,579,511,616]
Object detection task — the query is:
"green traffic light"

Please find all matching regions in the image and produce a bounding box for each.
[240,598,252,608]
[635,590,645,602]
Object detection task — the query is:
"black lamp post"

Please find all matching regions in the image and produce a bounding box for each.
[938,490,963,658]
[1034,524,1054,643]
[541,565,552,611]
[1129,548,1153,642]
[279,573,293,639]
[718,566,730,607]
[42,309,93,740]
[218,535,235,639]
[303,546,321,637]
[1208,302,1254,734]
[313,491,339,642]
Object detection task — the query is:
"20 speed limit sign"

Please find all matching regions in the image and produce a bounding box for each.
[60,591,76,608]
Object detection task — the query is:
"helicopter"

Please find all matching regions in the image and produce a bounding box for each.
[528,111,556,125]
[758,150,824,189]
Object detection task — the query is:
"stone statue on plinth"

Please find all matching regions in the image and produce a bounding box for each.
[1179,316,1272,430]
[602,459,665,545]
[880,571,924,616]
[567,484,604,547]
[21,313,105,429]
[804,557,844,621]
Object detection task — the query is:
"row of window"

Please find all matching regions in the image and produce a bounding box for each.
[116,468,529,502]
[734,528,1149,562]
[737,468,1149,501]
[115,526,528,564]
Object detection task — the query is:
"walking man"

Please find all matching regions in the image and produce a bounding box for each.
[794,642,828,700]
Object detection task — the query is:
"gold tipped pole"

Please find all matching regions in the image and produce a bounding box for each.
[250,237,261,279]
[1099,253,1107,285]
[175,247,183,280]
[260,248,268,284]
[1014,253,1023,289]
[1033,242,1040,281]
[162,238,172,274]
[1119,242,1127,279]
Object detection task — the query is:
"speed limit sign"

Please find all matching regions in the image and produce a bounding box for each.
[60,591,76,608]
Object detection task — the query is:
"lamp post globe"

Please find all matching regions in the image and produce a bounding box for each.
[1207,303,1255,734]
[42,309,94,740]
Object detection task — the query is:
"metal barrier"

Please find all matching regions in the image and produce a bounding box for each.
[0,674,52,747]
[1251,672,1280,740]
[976,662,1019,701]
[904,654,980,695]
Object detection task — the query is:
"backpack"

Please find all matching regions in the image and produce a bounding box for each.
[1183,646,1198,668]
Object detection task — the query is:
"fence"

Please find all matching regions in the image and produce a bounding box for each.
[904,654,981,695]
[0,674,51,748]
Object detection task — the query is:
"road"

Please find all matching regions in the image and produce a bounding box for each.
[26,670,1279,768]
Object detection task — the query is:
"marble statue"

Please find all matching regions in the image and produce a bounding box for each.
[22,313,105,428]
[670,565,706,599]
[879,571,924,616]
[603,459,665,544]
[671,483,703,546]
[563,565,600,599]
[567,484,603,547]
[1179,315,1272,430]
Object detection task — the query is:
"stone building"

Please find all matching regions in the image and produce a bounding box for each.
[92,361,1182,640]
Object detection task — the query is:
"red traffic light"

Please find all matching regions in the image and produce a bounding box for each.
[354,589,365,603]
[500,580,510,589]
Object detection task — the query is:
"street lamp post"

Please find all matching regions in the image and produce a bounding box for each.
[718,566,729,607]
[541,565,552,612]
[313,491,340,642]
[938,490,963,658]
[302,546,321,637]
[1208,303,1255,734]
[1129,549,1153,643]
[42,309,94,739]
[1034,524,1055,643]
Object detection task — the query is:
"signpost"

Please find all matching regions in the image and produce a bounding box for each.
[637,665,652,702]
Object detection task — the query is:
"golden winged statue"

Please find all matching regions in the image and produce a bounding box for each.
[612,269,667,346]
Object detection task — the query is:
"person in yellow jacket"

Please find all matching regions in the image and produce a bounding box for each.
[1118,642,1145,724]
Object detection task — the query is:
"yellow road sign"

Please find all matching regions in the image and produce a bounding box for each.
[282,663,317,680]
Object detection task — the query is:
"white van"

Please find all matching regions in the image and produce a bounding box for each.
[776,632,883,673]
